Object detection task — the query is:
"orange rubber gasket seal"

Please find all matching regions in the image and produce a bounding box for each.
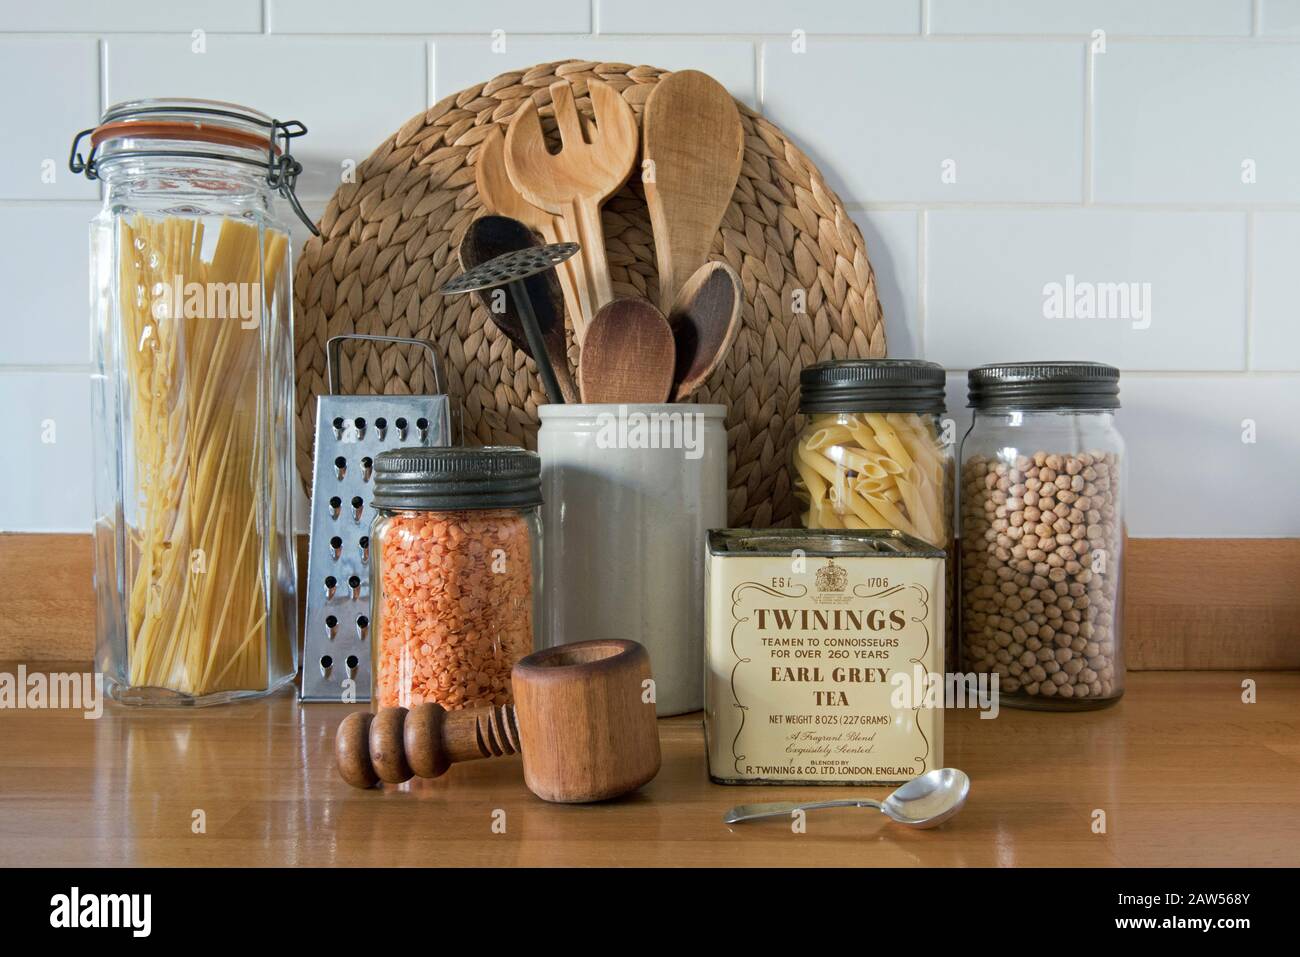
[90,120,281,155]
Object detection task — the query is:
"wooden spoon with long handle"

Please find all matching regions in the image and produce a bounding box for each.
[669,261,743,401]
[505,79,639,335]
[475,127,585,342]
[459,215,578,403]
[578,298,675,405]
[643,70,744,313]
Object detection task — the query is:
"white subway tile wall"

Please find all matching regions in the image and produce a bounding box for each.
[1093,42,1300,204]
[105,36,428,201]
[925,209,1248,371]
[432,38,757,106]
[762,39,1086,203]
[1250,213,1300,371]
[0,1,1295,536]
[928,0,1255,37]
[270,0,591,35]
[596,0,922,35]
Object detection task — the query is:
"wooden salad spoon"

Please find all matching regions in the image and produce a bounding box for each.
[669,260,743,401]
[642,69,744,313]
[504,79,638,336]
[578,297,675,405]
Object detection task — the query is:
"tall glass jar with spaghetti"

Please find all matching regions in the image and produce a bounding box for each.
[791,359,955,663]
[72,99,319,704]
[369,447,542,712]
[959,362,1125,710]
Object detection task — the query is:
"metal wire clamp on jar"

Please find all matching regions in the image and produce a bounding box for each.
[959,362,1126,711]
[369,447,543,712]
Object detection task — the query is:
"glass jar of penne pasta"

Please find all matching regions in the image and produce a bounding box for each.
[959,362,1125,710]
[72,100,318,705]
[793,360,953,548]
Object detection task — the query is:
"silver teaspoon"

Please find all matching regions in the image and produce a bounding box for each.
[723,768,970,828]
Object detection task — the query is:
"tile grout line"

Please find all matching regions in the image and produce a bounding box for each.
[917,210,927,359]
[1083,39,1094,204]
[426,41,435,108]
[4,31,1298,43]
[1244,210,1255,370]
[0,365,93,374]
[262,0,271,35]
[97,37,107,114]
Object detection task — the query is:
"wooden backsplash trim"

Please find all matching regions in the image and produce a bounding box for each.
[1,534,1296,669]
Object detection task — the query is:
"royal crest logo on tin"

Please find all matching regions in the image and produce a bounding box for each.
[814,558,848,594]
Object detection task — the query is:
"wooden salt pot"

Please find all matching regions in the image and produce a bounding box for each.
[336,639,661,803]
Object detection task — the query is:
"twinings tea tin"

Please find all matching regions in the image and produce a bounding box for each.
[705,529,945,786]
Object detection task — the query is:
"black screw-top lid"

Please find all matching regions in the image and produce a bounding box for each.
[799,359,947,414]
[968,362,1120,411]
[371,446,541,511]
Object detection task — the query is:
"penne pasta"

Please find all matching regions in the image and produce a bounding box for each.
[793,409,952,550]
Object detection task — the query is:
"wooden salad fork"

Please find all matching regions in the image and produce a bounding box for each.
[504,79,638,339]
[474,126,585,342]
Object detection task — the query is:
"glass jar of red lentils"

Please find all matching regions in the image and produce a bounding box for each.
[369,447,542,712]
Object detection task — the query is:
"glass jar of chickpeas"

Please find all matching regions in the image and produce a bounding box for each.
[792,359,955,663]
[959,362,1125,711]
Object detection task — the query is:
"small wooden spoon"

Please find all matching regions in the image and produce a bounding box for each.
[474,127,585,342]
[669,261,743,401]
[459,215,578,403]
[643,69,744,312]
[578,298,675,405]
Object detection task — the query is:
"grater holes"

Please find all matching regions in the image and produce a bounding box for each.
[361,457,373,482]
[348,574,361,598]
[328,496,342,519]
[417,417,429,441]
[356,615,370,640]
[351,495,364,522]
[319,655,333,676]
[332,416,345,439]
[395,417,408,441]
[325,616,338,639]
[324,575,338,598]
[359,536,370,564]
[334,456,347,479]
[329,536,342,559]
[345,655,359,676]
[374,416,388,440]
[353,416,367,440]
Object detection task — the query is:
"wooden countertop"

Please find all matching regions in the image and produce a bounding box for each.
[1,667,1297,867]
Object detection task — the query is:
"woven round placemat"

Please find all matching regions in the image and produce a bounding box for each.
[293,60,885,527]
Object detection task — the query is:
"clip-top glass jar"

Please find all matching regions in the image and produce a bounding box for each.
[74,99,316,705]
[959,362,1125,710]
[370,447,542,712]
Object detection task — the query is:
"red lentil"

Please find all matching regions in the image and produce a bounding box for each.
[373,508,534,711]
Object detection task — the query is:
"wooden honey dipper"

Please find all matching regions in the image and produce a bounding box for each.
[336,639,660,803]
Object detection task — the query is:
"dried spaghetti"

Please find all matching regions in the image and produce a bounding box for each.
[117,214,290,696]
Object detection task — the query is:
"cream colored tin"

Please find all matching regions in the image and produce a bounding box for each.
[705,529,945,786]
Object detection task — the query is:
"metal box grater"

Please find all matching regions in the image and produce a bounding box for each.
[300,334,453,702]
